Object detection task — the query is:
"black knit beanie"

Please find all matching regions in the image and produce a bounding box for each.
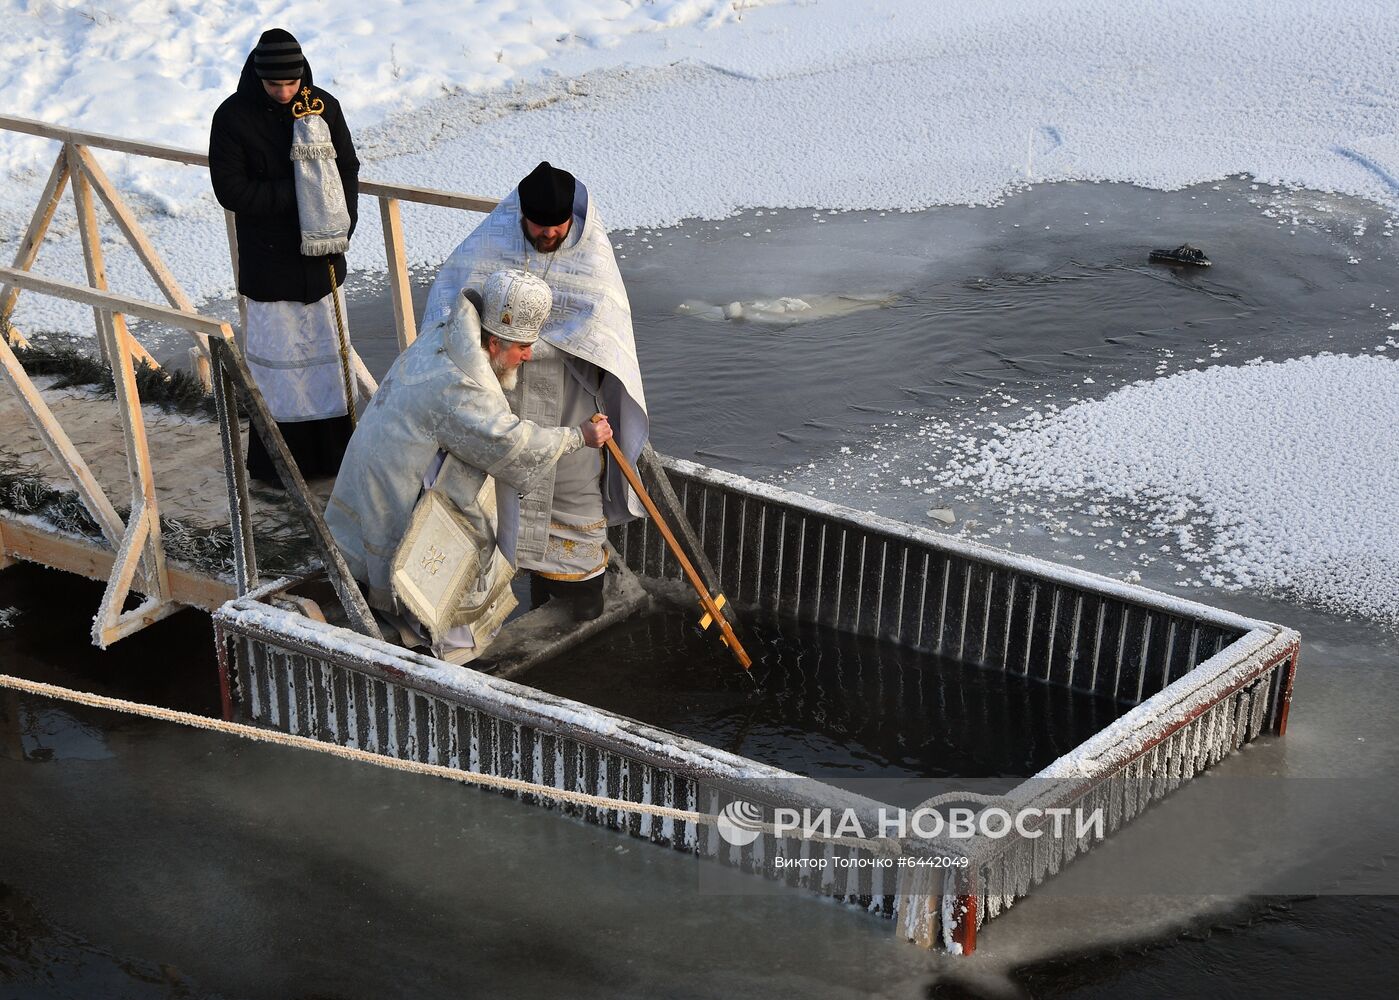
[254,28,305,81]
[518,161,576,227]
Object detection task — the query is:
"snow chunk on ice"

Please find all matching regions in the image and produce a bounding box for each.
[677,292,892,325]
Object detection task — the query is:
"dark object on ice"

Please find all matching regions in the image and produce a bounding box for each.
[1150,243,1212,267]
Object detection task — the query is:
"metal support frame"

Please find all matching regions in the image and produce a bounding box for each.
[638,444,727,609]
[1275,640,1299,736]
[947,881,977,954]
[213,617,236,722]
[610,457,1303,954]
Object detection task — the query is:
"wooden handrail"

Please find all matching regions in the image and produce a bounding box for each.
[0,267,232,339]
[0,113,501,211]
[0,114,484,645]
[0,114,206,166]
[359,181,498,214]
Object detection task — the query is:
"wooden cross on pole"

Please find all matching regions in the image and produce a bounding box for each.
[595,418,751,670]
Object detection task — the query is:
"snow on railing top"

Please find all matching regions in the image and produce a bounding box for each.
[664,457,1280,637]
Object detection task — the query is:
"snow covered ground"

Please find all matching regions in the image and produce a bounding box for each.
[2,0,756,165]
[7,0,1399,329]
[3,0,1397,626]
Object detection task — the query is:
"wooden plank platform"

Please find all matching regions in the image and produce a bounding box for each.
[481,556,652,681]
[0,373,321,610]
[0,518,233,610]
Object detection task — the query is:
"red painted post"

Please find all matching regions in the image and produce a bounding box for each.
[946,867,979,955]
[952,892,978,954]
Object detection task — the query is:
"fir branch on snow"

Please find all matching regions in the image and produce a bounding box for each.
[12,344,217,419]
[0,458,317,578]
[4,339,320,576]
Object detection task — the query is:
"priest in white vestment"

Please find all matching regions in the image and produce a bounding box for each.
[327,270,612,661]
[423,162,648,621]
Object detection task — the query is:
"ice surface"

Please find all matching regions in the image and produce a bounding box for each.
[938,354,1399,625]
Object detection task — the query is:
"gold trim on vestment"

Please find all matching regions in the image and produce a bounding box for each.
[549,518,608,533]
[533,548,609,582]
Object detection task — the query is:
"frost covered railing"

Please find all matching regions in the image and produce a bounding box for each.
[0,269,379,647]
[610,458,1300,952]
[0,268,237,644]
[615,460,1287,709]
[947,625,1295,953]
[0,114,499,361]
[215,457,1298,955]
[213,582,909,911]
[0,114,504,644]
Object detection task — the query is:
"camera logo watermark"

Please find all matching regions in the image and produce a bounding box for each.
[715,800,1104,848]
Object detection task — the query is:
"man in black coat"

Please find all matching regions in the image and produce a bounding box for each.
[210,28,361,484]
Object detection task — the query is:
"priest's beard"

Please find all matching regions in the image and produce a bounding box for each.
[492,358,520,392]
[521,219,565,254]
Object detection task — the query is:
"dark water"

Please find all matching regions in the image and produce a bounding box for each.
[1014,896,1399,1000]
[10,177,1399,997]
[526,609,1128,785]
[320,177,1399,487]
[1,567,927,1000]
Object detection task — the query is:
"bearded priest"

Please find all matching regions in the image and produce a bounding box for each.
[328,270,612,662]
[422,162,648,622]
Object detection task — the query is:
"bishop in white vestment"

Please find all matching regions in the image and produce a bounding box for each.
[423,162,648,620]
